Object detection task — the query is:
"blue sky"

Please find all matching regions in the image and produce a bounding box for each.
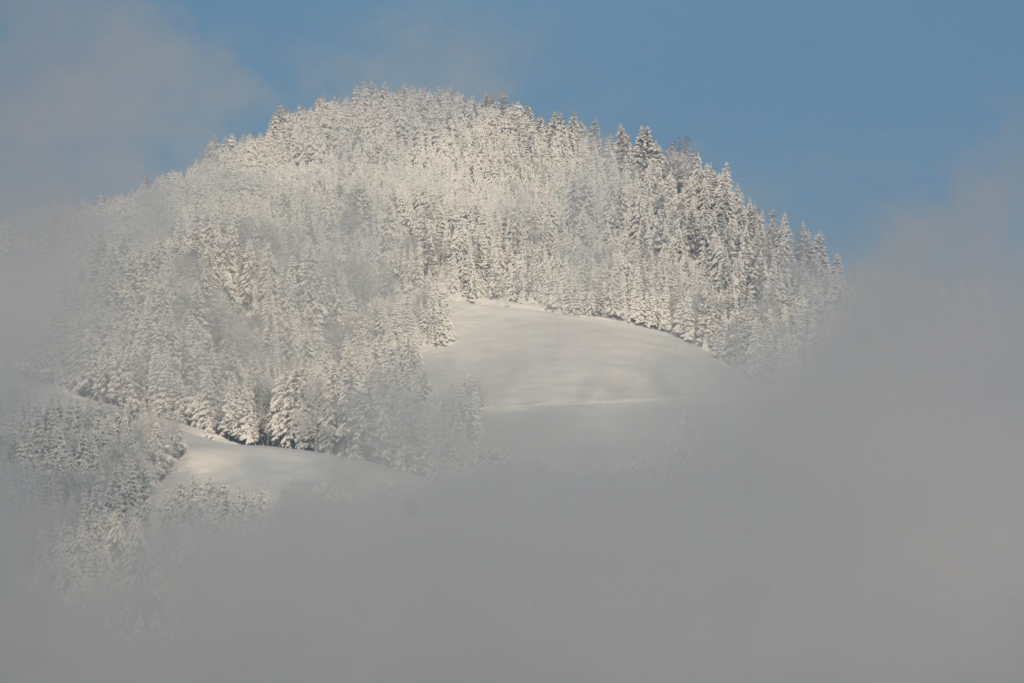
[3,0,1022,262]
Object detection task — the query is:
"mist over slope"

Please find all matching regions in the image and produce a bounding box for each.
[3,244,1023,683]
[8,86,841,468]
[26,86,1024,683]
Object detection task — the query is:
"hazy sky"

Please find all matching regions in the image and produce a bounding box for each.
[2,0,1022,261]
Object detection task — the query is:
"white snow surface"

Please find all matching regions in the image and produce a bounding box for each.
[423,301,754,469]
[157,426,421,504]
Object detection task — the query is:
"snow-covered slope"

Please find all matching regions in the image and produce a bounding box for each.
[2,256,750,499]
[157,301,751,497]
[423,301,753,470]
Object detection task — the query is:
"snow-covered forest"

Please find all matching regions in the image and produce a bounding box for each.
[0,87,845,625]
[18,86,841,468]
[0,86,846,618]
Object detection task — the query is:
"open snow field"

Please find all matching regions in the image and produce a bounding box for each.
[423,301,753,470]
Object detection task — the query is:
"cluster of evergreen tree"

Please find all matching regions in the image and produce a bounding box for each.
[27,85,840,468]
[2,401,184,595]
[161,478,270,527]
[1,400,271,631]
[33,173,484,473]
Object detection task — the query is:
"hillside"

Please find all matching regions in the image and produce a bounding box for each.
[151,300,750,498]
[0,87,845,608]
[0,86,844,617]
[7,86,841,476]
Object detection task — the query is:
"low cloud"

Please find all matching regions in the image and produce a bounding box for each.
[0,0,269,220]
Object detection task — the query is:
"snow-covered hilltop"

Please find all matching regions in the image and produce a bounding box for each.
[0,83,849,653]
[18,86,842,471]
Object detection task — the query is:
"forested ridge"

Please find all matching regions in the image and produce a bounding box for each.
[16,85,841,469]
